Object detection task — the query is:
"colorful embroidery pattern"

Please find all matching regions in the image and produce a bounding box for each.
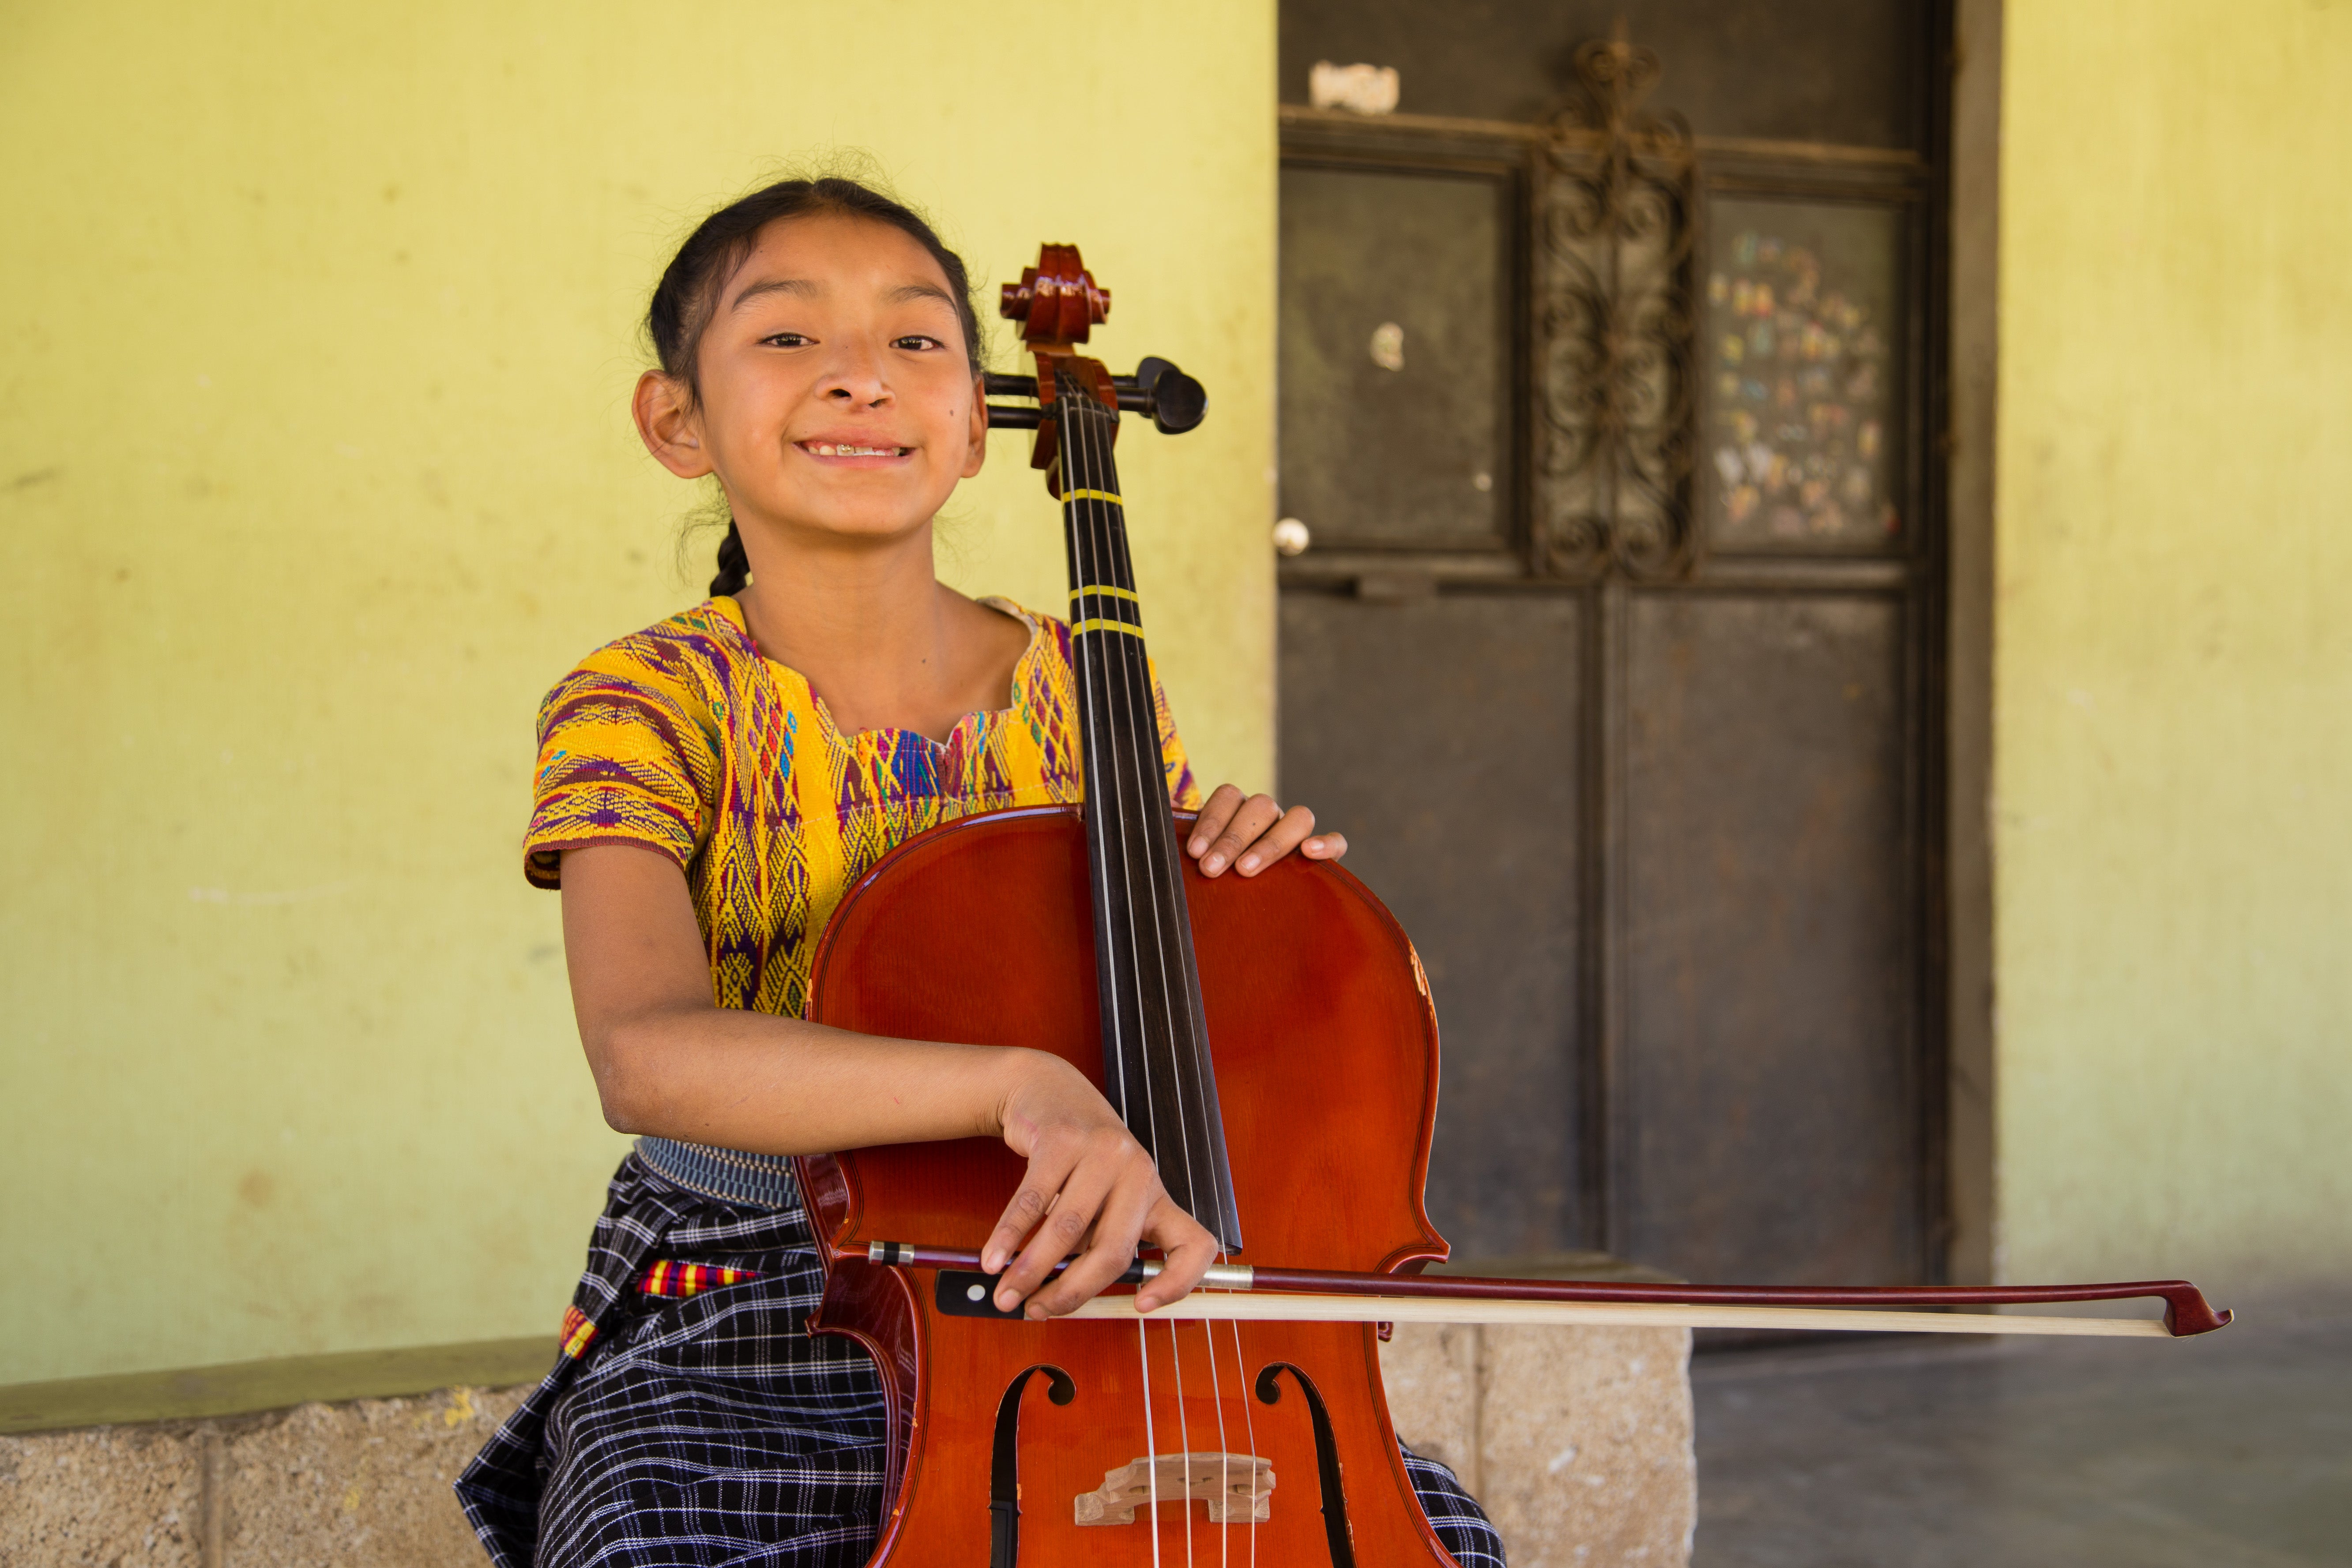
[558,1305,598,1361]
[525,596,1200,1018]
[637,1260,759,1299]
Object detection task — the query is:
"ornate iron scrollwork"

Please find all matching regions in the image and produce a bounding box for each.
[1538,26,1699,581]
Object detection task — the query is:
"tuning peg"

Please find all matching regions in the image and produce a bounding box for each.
[1120,357,1207,435]
[985,360,1208,436]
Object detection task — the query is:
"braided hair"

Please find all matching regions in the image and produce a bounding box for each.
[645,177,986,596]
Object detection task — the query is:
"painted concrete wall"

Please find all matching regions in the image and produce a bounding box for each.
[1995,1,2352,1290]
[0,1,1276,1385]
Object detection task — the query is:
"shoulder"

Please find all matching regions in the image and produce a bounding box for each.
[540,599,757,718]
[556,598,755,687]
[976,596,1074,681]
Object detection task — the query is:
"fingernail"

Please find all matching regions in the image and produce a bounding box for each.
[1238,855,1260,872]
[1189,836,1206,854]
[982,1251,1001,1273]
[996,1289,1019,1311]
[1202,854,1224,874]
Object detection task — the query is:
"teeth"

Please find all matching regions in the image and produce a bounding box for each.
[810,443,900,457]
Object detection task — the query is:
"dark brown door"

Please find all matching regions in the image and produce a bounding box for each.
[1275,1,1949,1290]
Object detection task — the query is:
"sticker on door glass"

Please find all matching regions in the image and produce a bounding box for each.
[1704,199,1904,549]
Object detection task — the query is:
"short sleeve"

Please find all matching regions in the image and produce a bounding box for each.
[523,654,718,889]
[1148,663,1204,811]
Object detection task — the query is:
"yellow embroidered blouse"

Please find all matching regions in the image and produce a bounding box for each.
[524,595,1200,1017]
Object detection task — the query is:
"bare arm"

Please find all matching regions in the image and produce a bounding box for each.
[565,840,1024,1153]
[558,842,1216,1315]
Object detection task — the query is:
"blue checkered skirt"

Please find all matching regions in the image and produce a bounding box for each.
[457,1154,1503,1567]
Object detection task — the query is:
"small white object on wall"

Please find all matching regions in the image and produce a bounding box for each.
[1310,60,1400,116]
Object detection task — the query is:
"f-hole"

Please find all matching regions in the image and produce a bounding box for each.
[989,1364,1076,1568]
[1255,1362,1355,1568]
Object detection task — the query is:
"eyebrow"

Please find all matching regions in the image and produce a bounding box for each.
[726,277,960,314]
[727,277,817,312]
[885,282,959,310]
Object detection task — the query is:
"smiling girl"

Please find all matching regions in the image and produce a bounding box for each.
[454,177,1502,1568]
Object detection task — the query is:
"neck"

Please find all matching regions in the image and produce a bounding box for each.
[728,512,1009,741]
[734,517,945,675]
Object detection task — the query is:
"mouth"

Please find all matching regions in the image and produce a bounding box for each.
[798,440,913,462]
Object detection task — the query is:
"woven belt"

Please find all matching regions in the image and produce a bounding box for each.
[634,1136,802,1212]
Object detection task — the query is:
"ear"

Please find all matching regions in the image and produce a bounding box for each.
[960,370,989,480]
[634,370,712,479]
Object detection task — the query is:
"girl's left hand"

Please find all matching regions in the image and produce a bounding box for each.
[1185,784,1347,878]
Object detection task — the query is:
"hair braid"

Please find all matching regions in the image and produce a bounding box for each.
[709,518,752,597]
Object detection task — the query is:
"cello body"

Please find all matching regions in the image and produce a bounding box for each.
[802,803,1464,1568]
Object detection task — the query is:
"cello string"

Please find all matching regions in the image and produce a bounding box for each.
[1232,1315,1258,1568]
[1058,370,1168,1563]
[1074,376,1153,1149]
[1074,376,1205,1243]
[1084,375,1226,1248]
[1073,368,1250,1563]
[1201,1316,1231,1568]
[1137,1319,1162,1568]
[1070,372,1198,1241]
[1167,1315,1194,1568]
[1071,364,1248,1568]
[1079,375,1251,1557]
[1072,372,1204,1567]
[1062,371,1153,1186]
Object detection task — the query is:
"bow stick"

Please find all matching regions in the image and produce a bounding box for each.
[868,1243,2232,1339]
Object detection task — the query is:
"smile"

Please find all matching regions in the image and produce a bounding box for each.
[801,442,911,458]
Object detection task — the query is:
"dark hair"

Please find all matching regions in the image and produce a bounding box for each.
[647,176,986,597]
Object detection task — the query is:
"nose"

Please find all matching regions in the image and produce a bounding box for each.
[817,336,892,408]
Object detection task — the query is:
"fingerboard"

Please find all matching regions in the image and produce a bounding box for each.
[1054,369,1243,1251]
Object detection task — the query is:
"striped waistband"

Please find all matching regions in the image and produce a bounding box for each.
[634,1136,802,1213]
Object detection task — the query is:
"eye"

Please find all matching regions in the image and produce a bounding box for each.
[892,334,947,352]
[760,331,813,348]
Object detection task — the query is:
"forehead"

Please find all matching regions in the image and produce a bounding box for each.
[721,212,956,308]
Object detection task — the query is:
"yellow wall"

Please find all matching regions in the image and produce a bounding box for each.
[0,1,1276,1385]
[1995,0,2352,1290]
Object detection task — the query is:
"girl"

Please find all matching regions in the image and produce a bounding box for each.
[456,177,1503,1568]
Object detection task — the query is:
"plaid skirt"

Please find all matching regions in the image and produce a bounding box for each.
[457,1153,1504,1568]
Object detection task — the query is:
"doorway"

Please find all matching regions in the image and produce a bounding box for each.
[1275,1,1954,1289]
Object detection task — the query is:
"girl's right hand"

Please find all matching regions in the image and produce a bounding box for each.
[979,1051,1221,1319]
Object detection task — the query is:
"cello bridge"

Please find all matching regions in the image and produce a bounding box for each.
[1073,1452,1273,1526]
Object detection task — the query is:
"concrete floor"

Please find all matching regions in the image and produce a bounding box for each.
[1689,1297,2352,1568]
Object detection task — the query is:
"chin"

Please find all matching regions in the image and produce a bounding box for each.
[785,505,938,546]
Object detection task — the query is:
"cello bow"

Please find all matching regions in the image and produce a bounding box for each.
[866,1243,2232,1340]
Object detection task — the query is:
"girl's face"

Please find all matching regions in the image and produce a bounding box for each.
[638,214,986,546]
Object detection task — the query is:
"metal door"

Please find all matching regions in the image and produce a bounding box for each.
[1275,2,1950,1289]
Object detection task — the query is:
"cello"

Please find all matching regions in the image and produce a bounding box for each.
[796,245,2228,1568]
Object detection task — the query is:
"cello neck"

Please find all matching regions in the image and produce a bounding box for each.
[1054,369,1244,1250]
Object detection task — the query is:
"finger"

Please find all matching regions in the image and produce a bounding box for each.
[1023,1161,1161,1317]
[994,1156,1118,1312]
[1134,1204,1222,1312]
[1234,804,1318,877]
[1302,828,1347,861]
[1200,792,1283,877]
[980,1142,1081,1278]
[1187,783,1245,858]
